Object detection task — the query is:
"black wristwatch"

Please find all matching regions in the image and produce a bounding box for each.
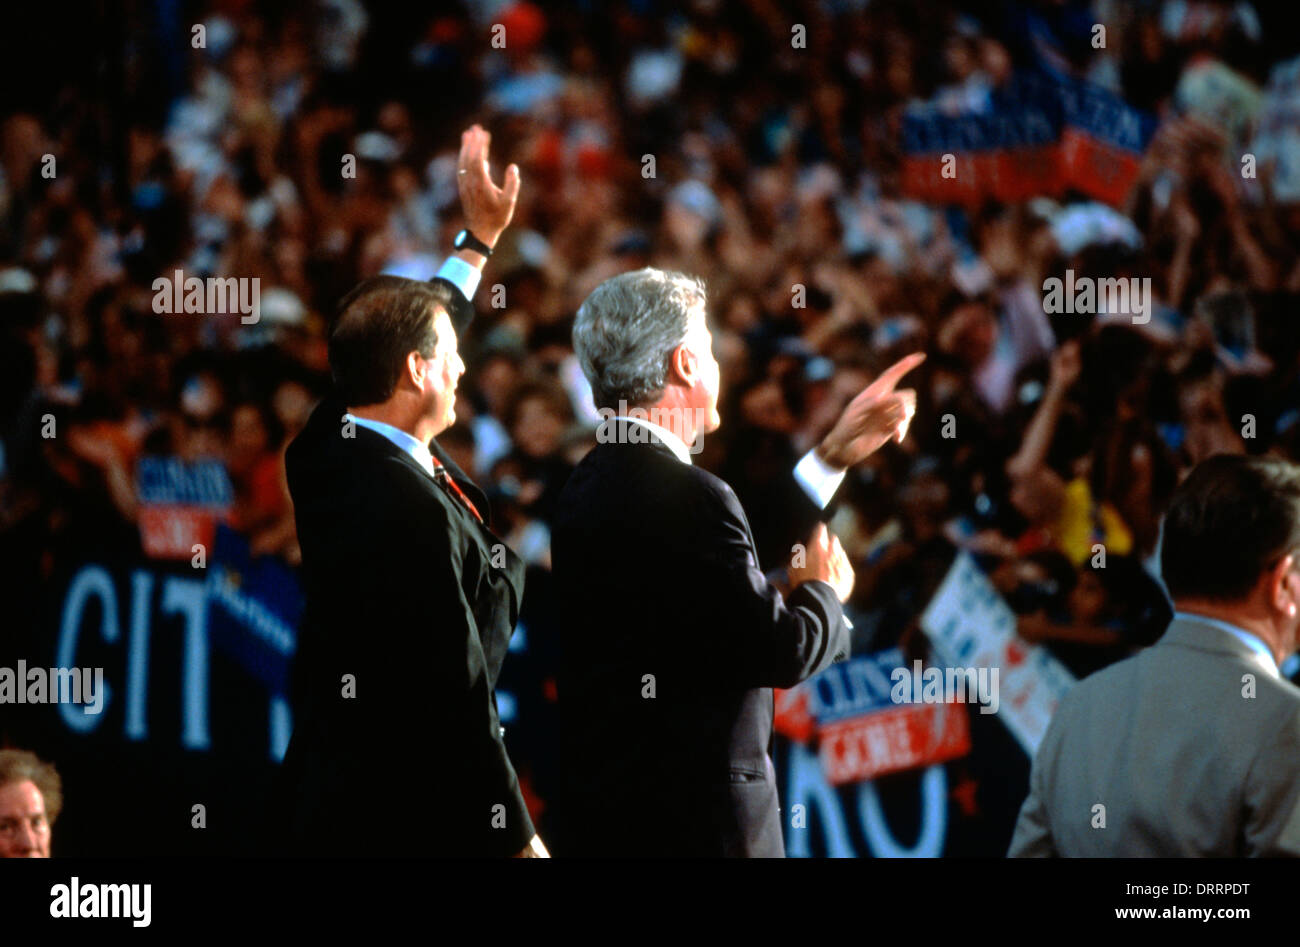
[453,229,493,258]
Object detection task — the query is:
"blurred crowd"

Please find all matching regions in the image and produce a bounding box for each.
[5,0,1300,846]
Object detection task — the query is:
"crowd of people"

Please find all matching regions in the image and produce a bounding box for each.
[4,0,1300,854]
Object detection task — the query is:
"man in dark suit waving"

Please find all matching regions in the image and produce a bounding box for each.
[275,126,546,857]
[552,267,923,856]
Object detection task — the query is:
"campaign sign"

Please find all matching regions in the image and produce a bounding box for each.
[902,75,1062,206]
[901,110,1004,206]
[901,71,1155,208]
[136,456,234,560]
[781,648,971,786]
[819,702,970,785]
[1057,76,1158,206]
[920,552,1075,756]
[206,524,300,694]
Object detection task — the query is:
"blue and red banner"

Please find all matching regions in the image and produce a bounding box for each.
[135,456,234,560]
[901,72,1158,207]
[775,648,972,785]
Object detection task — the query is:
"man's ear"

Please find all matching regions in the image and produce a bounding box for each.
[405,350,427,390]
[1270,554,1298,617]
[668,342,697,387]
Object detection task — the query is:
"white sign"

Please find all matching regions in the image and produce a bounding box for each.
[920,552,1075,755]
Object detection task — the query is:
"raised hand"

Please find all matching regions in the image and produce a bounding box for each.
[1048,339,1082,391]
[816,352,925,469]
[457,123,521,248]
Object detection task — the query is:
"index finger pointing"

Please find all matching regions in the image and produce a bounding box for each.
[865,351,926,396]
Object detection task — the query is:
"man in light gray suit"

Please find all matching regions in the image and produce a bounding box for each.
[1010,454,1300,857]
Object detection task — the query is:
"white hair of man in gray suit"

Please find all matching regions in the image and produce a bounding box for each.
[1010,453,1300,856]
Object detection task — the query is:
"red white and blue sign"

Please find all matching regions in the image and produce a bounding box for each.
[775,648,971,785]
[902,71,1158,208]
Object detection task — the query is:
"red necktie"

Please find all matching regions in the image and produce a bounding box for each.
[430,457,484,523]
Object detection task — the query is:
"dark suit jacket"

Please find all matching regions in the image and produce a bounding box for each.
[274,395,533,856]
[551,419,851,857]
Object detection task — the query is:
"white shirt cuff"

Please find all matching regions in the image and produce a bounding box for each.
[793,449,846,509]
[436,256,482,302]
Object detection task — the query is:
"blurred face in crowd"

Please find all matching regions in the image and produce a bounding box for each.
[228,404,270,472]
[178,372,227,459]
[272,380,313,436]
[1070,570,1109,624]
[951,302,997,366]
[512,396,565,460]
[479,356,520,417]
[0,781,51,858]
[723,294,760,333]
[980,38,1012,84]
[740,379,798,433]
[900,472,951,542]
[930,365,965,406]
[178,411,224,459]
[884,46,914,98]
[944,37,975,81]
[1010,466,1065,525]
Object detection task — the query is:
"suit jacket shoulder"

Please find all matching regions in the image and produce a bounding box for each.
[1010,615,1300,857]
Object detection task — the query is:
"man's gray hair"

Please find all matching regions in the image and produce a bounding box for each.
[573,267,706,410]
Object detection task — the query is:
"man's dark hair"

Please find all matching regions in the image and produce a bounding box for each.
[329,277,457,407]
[1161,454,1300,602]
